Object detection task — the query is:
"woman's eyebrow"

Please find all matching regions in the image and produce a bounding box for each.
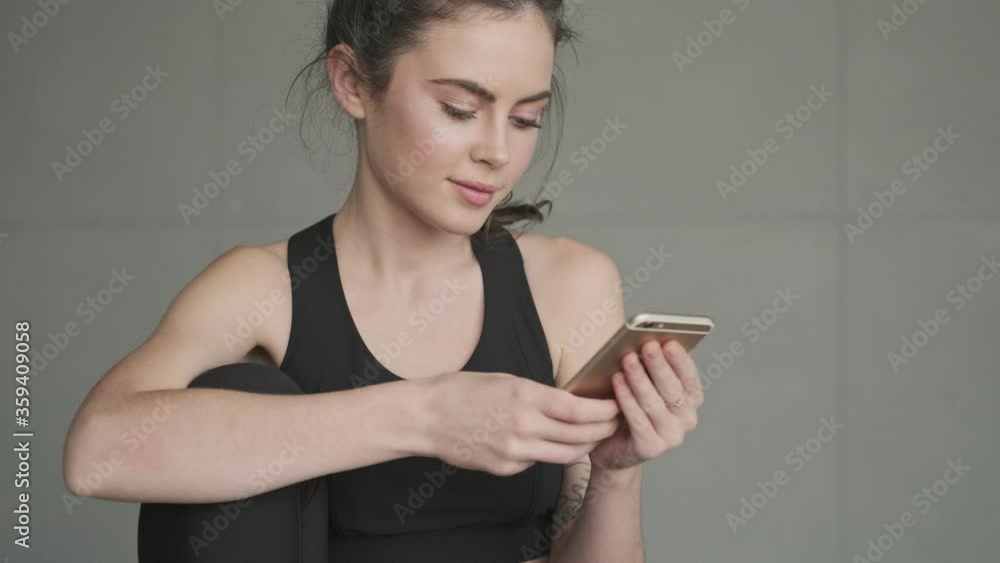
[427,77,551,105]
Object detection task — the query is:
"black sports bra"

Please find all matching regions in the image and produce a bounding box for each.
[280,213,564,562]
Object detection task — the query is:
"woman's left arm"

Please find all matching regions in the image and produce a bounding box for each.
[542,453,644,563]
[534,244,704,563]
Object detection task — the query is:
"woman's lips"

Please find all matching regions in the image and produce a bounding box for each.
[450,178,497,193]
[450,179,495,206]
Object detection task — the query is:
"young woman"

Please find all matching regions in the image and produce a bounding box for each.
[62,1,704,562]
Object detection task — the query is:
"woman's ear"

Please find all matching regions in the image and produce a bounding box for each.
[326,44,368,120]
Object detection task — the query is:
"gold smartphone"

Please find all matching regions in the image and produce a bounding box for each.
[560,312,715,399]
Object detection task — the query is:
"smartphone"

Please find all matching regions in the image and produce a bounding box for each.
[560,312,715,399]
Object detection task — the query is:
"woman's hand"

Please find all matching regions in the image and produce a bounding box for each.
[588,339,704,474]
[421,371,622,476]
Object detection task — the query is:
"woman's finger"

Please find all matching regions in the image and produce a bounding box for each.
[532,414,620,444]
[509,438,600,465]
[619,352,672,438]
[611,370,658,442]
[663,340,704,408]
[638,340,687,412]
[540,388,621,423]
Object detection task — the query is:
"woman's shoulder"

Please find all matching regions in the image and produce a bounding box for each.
[508,229,620,288]
[507,229,624,380]
[208,240,292,365]
[209,240,289,283]
[259,239,290,265]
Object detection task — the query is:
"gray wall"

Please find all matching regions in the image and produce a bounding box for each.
[2,0,997,561]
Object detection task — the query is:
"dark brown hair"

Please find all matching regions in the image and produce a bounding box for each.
[284,0,581,239]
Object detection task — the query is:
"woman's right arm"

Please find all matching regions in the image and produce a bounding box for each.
[61,245,432,504]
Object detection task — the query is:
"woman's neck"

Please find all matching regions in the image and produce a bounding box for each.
[333,184,474,285]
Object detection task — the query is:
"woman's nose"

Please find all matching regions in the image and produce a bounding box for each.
[470,118,511,168]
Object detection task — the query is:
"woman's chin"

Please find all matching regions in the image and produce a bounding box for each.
[405,190,499,236]
[435,207,496,237]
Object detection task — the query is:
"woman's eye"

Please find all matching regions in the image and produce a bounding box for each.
[441,102,542,130]
[512,117,543,130]
[441,102,476,120]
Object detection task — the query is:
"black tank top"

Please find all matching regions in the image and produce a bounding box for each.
[279,212,564,562]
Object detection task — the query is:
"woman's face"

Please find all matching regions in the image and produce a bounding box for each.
[358,7,555,235]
